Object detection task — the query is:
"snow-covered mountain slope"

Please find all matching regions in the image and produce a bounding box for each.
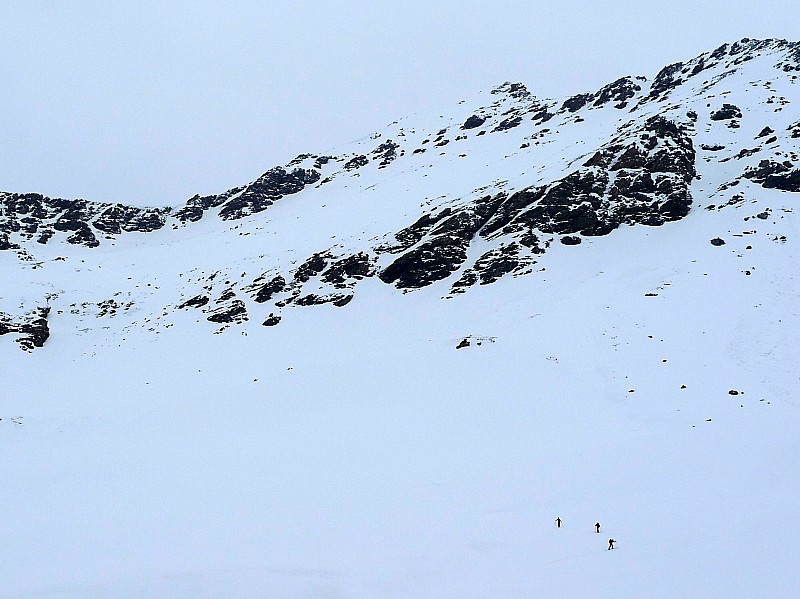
[1,38,800,598]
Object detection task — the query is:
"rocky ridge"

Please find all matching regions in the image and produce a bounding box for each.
[2,37,799,349]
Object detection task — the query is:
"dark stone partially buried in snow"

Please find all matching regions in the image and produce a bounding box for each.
[491,82,530,99]
[66,224,100,248]
[710,104,743,121]
[492,116,523,132]
[0,233,17,250]
[591,76,642,107]
[19,307,50,349]
[560,93,592,113]
[262,313,281,327]
[321,253,373,287]
[377,209,452,254]
[461,115,486,130]
[178,294,210,309]
[561,235,582,245]
[755,126,775,139]
[451,243,526,294]
[206,300,248,324]
[294,252,331,283]
[294,293,353,307]
[1,306,51,350]
[379,237,469,289]
[253,275,286,303]
[710,237,726,246]
[743,159,800,192]
[372,140,400,168]
[343,155,369,171]
[763,170,800,192]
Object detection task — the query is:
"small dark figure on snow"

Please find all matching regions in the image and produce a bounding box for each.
[555,517,561,528]
[595,522,601,533]
[608,538,615,550]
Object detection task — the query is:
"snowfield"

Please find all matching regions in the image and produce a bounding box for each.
[2,38,800,598]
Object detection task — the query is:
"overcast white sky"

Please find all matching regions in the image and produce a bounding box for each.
[1,1,798,206]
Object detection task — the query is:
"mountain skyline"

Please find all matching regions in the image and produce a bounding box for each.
[3,0,799,205]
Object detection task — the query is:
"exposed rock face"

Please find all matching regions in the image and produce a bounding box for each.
[218,167,320,220]
[492,116,523,132]
[451,243,526,293]
[343,155,369,171]
[376,115,695,291]
[560,93,592,113]
[4,37,799,341]
[710,104,743,121]
[294,252,331,284]
[252,275,286,303]
[483,115,695,238]
[491,82,530,99]
[0,307,51,351]
[294,293,353,307]
[173,191,238,223]
[0,232,18,250]
[321,253,373,287]
[592,76,642,107]
[0,192,169,248]
[645,62,685,103]
[744,160,800,192]
[206,300,248,324]
[755,126,774,139]
[262,313,281,326]
[372,140,400,168]
[178,295,210,309]
[461,115,486,130]
[378,194,504,289]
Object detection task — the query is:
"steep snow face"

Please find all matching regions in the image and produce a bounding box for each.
[1,38,800,598]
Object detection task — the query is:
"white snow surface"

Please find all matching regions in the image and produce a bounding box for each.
[2,39,800,597]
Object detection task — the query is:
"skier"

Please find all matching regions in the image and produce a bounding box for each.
[555,517,561,528]
[595,522,601,533]
[608,538,615,550]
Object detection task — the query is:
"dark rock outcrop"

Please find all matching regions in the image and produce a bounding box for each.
[492,115,523,132]
[379,195,504,289]
[380,115,695,291]
[218,167,320,220]
[178,295,210,309]
[372,140,400,168]
[343,155,369,171]
[252,275,286,303]
[710,104,742,121]
[744,160,800,192]
[461,115,486,130]
[0,307,51,350]
[321,253,373,287]
[560,93,592,113]
[592,77,642,107]
[206,300,248,324]
[262,313,281,327]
